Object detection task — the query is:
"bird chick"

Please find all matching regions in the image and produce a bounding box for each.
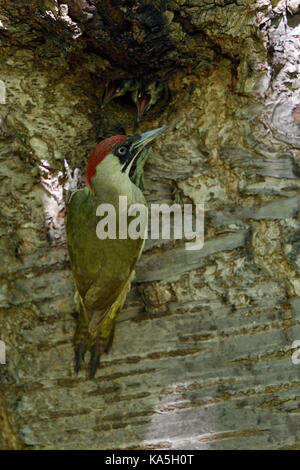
[102,79,134,108]
[132,80,164,121]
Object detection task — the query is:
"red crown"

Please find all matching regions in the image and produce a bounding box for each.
[85,135,128,188]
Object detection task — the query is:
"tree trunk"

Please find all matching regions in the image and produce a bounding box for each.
[1,0,300,450]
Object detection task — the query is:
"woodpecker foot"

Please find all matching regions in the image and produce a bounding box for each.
[132,146,151,189]
[64,159,82,203]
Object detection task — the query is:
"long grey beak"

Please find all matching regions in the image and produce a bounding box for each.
[123,126,167,174]
[133,126,168,150]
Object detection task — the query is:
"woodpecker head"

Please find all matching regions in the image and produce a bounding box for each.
[85,126,167,191]
[132,80,164,121]
[102,79,134,108]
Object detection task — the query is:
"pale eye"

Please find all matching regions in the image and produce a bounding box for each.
[117,146,127,156]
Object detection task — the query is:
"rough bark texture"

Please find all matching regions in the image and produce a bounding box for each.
[1,0,300,450]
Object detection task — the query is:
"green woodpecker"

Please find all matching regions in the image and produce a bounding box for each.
[102,79,134,107]
[66,126,167,378]
[132,80,164,121]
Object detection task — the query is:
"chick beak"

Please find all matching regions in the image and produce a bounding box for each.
[136,92,151,121]
[102,80,116,108]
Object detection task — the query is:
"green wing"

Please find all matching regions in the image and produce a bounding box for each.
[66,187,143,332]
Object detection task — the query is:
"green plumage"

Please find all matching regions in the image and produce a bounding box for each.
[66,126,167,377]
[66,186,144,377]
